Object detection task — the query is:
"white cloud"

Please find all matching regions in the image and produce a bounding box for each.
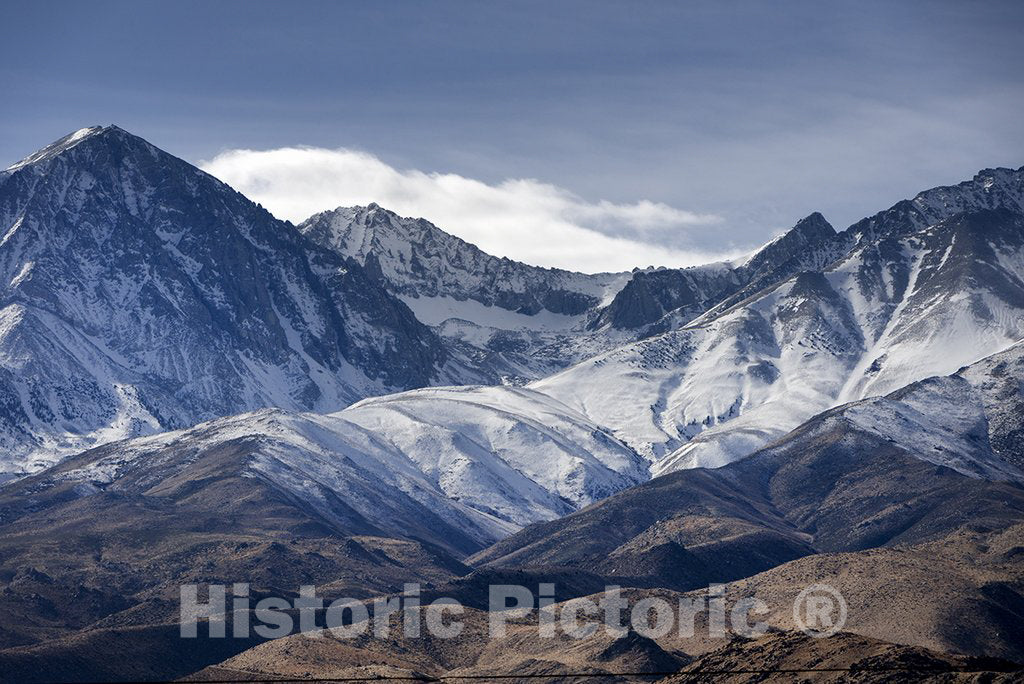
[200,146,734,273]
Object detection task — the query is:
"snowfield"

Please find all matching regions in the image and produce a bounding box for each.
[51,384,647,542]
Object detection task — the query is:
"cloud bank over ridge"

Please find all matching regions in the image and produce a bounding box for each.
[201,146,737,273]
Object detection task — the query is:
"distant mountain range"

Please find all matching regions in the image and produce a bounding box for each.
[1,126,1023,681]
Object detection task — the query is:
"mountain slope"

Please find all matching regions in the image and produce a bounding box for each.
[0,381,647,665]
[474,342,1024,583]
[530,169,1024,468]
[185,593,1022,683]
[690,528,1024,665]
[339,386,649,525]
[299,204,627,316]
[299,204,638,381]
[1,384,645,547]
[0,434,474,673]
[0,126,452,477]
[609,212,847,334]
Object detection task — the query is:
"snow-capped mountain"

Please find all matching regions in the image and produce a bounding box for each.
[531,168,1024,469]
[299,204,855,382]
[596,212,846,333]
[299,204,628,317]
[299,204,638,381]
[848,166,1024,242]
[30,384,646,545]
[0,126,455,476]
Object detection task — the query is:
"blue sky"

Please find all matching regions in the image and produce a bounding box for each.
[3,1,1023,270]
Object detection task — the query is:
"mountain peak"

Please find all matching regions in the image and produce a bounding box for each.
[2,124,161,177]
[741,211,838,274]
[0,124,453,472]
[792,211,835,237]
[299,203,621,322]
[4,126,105,172]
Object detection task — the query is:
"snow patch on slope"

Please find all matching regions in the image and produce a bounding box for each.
[844,376,1024,481]
[399,294,583,331]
